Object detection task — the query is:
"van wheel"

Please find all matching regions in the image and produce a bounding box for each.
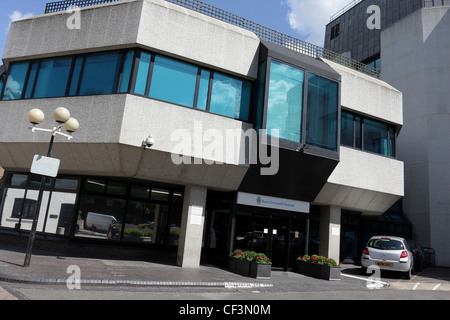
[90,226,97,232]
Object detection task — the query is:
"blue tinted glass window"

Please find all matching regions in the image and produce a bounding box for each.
[306,73,339,151]
[255,62,266,132]
[341,111,354,147]
[79,52,121,95]
[134,52,151,96]
[389,127,396,158]
[2,61,29,100]
[0,74,4,98]
[364,118,388,156]
[266,60,304,143]
[34,57,72,98]
[24,62,39,99]
[119,50,134,93]
[355,115,362,149]
[210,72,251,121]
[196,69,210,110]
[149,55,197,107]
[69,57,83,96]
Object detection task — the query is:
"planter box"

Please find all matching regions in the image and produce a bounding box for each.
[249,262,271,279]
[229,258,271,279]
[295,260,340,281]
[235,258,250,277]
[320,265,341,281]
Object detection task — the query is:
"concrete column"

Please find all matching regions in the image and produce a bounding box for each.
[319,205,341,263]
[176,185,207,268]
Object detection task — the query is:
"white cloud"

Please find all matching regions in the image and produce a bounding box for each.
[285,0,350,46]
[5,11,34,33]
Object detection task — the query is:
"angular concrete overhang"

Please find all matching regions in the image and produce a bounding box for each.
[321,58,403,130]
[314,147,404,216]
[0,95,252,191]
[2,0,260,79]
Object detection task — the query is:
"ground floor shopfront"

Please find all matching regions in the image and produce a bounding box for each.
[0,172,410,270]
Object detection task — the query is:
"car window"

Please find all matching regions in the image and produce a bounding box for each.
[368,239,404,250]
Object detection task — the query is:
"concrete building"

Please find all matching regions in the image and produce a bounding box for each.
[325,0,450,266]
[0,0,403,269]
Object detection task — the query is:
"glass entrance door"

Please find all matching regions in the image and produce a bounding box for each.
[234,212,307,271]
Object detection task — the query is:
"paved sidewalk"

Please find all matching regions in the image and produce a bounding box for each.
[0,244,274,288]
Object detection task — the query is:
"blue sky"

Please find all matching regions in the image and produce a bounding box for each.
[0,0,352,63]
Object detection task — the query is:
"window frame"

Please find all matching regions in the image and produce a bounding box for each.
[0,49,253,122]
[341,109,397,158]
[256,57,341,158]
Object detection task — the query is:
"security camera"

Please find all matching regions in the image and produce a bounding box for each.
[142,135,154,148]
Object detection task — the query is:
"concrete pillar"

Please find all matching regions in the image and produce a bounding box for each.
[319,205,341,263]
[176,185,207,268]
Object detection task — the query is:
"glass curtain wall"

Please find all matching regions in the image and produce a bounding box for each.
[262,59,339,153]
[0,49,252,122]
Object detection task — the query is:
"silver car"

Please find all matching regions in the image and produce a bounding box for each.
[361,236,414,279]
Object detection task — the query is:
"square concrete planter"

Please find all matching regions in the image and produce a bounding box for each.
[295,260,340,281]
[249,262,271,279]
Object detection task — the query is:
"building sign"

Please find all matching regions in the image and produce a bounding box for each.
[237,192,310,214]
[30,155,60,178]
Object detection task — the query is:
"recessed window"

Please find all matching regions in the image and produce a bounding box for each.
[34,57,72,98]
[341,110,396,158]
[149,55,198,108]
[210,72,251,121]
[0,49,252,122]
[330,23,340,40]
[134,51,151,96]
[1,61,29,100]
[79,52,122,95]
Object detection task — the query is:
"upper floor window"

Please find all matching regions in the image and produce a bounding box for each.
[341,109,396,158]
[306,73,339,151]
[330,23,340,41]
[0,49,252,122]
[259,59,339,153]
[266,60,304,144]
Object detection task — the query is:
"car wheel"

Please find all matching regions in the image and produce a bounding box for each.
[405,262,413,280]
[361,266,367,275]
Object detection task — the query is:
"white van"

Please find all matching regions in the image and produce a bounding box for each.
[86,212,118,232]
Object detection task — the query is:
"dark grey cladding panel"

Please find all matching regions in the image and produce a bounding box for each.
[238,147,339,203]
[258,40,341,82]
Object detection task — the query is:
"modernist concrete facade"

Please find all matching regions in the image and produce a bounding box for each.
[325,0,450,266]
[0,0,403,269]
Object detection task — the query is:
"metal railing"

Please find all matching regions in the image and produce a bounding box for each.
[45,0,122,13]
[330,0,363,22]
[44,0,380,78]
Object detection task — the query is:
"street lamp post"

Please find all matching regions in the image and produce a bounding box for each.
[23,107,79,268]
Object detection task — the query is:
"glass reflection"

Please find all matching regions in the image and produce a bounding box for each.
[266,60,304,143]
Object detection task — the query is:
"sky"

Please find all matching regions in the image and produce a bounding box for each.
[0,0,352,63]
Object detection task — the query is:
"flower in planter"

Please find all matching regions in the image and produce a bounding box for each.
[252,253,271,264]
[297,254,341,267]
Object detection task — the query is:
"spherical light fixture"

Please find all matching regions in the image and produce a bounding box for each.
[53,107,71,124]
[27,109,45,125]
[64,117,79,133]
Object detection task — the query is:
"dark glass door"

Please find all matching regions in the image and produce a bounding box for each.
[233,212,307,271]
